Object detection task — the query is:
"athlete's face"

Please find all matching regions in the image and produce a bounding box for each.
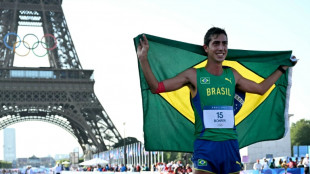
[204,34,228,63]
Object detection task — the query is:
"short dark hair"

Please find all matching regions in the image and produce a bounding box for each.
[204,27,227,46]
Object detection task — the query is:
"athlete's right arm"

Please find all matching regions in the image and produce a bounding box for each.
[137,35,196,94]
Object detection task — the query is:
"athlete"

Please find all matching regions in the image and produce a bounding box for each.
[137,27,295,174]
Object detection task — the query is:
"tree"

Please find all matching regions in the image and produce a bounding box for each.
[164,152,193,165]
[0,160,12,168]
[290,119,310,154]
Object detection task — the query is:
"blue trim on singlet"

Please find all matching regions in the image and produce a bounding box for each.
[192,91,205,137]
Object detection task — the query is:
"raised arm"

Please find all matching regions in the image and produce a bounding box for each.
[233,65,289,95]
[137,35,196,94]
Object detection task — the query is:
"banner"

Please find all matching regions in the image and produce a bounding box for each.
[134,34,294,152]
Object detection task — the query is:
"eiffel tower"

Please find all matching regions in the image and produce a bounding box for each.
[0,0,123,153]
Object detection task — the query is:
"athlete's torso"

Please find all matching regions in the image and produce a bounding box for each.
[191,67,238,141]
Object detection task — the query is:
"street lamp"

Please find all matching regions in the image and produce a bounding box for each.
[288,114,294,126]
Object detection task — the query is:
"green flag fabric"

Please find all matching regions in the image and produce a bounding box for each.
[134,34,294,152]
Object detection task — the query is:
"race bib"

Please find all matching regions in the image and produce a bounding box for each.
[203,106,234,128]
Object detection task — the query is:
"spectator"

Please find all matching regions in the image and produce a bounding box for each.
[130,165,135,172]
[185,164,192,174]
[262,158,270,169]
[114,164,119,172]
[108,164,114,171]
[277,159,283,168]
[105,164,109,171]
[55,164,62,174]
[288,158,294,168]
[303,154,309,174]
[136,164,141,172]
[172,161,179,171]
[253,160,262,171]
[281,160,288,169]
[297,157,304,168]
[294,157,298,168]
[145,164,150,171]
[98,165,103,172]
[120,164,127,172]
[269,158,276,169]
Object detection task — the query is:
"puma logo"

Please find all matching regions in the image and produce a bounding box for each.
[225,78,232,84]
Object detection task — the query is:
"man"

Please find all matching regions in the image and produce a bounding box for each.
[26,166,34,174]
[137,27,294,174]
[253,160,262,171]
[262,158,270,170]
[303,154,309,174]
[55,163,62,174]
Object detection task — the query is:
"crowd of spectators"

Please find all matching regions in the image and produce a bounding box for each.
[79,160,192,174]
[253,154,309,172]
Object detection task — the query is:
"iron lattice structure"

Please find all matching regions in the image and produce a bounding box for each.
[0,0,123,153]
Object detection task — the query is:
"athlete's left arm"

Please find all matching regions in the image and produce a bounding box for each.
[232,66,288,95]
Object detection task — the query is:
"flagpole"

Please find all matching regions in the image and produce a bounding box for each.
[131,144,133,166]
[150,151,153,171]
[144,148,146,166]
[161,152,163,163]
[128,144,131,166]
[135,143,138,166]
[157,151,160,163]
[134,143,136,166]
[123,122,127,166]
[126,145,129,166]
[132,143,134,166]
[140,143,144,166]
[147,152,149,169]
[138,142,141,166]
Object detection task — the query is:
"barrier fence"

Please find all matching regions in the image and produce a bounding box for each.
[62,168,305,174]
[94,142,164,167]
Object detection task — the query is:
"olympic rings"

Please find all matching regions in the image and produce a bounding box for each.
[32,41,48,57]
[3,32,21,50]
[13,41,31,57]
[23,33,39,49]
[3,32,58,57]
[41,34,57,51]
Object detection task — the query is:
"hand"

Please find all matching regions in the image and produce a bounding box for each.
[282,65,289,71]
[282,55,297,70]
[137,34,149,61]
[290,55,298,66]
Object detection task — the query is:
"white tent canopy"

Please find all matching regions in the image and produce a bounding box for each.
[79,158,109,166]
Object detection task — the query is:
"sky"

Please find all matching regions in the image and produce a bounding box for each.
[0,0,310,160]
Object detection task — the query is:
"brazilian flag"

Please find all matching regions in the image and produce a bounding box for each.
[134,34,294,152]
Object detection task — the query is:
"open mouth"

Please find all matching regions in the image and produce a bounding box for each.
[216,53,225,56]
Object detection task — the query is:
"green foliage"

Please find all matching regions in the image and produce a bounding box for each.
[0,160,12,168]
[163,152,193,165]
[291,119,310,147]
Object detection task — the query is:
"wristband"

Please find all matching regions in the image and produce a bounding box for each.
[277,66,286,74]
[155,81,166,94]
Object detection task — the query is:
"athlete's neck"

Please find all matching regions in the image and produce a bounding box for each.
[205,61,223,76]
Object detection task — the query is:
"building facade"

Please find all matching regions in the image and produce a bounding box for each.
[240,115,293,170]
[3,128,16,162]
[14,156,56,168]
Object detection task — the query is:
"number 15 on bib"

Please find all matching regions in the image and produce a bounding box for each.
[203,106,235,129]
